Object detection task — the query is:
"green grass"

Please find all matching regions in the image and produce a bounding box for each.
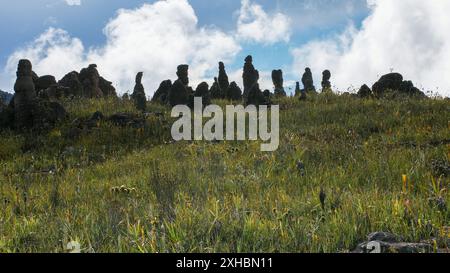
[0,93,449,253]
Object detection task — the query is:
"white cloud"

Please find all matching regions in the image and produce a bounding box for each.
[3,0,241,96]
[65,0,81,6]
[237,0,291,45]
[291,0,450,96]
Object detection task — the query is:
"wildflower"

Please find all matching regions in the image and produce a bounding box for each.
[402,174,408,193]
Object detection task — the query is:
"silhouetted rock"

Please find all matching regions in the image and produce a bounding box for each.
[372,73,425,97]
[59,71,83,97]
[35,75,56,93]
[242,56,269,106]
[295,82,301,97]
[152,80,172,104]
[243,55,259,99]
[168,65,193,107]
[301,67,316,93]
[226,81,242,101]
[40,85,69,100]
[263,89,273,100]
[358,84,372,98]
[372,73,403,97]
[321,70,331,92]
[194,82,211,106]
[218,62,229,96]
[132,72,147,112]
[272,69,286,97]
[99,77,116,97]
[79,64,103,98]
[7,60,67,130]
[210,77,222,99]
[13,60,38,129]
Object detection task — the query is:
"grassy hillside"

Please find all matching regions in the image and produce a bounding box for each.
[0,94,449,253]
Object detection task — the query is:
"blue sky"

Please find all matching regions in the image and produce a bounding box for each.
[1,0,449,96]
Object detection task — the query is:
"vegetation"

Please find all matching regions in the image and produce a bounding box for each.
[0,93,449,253]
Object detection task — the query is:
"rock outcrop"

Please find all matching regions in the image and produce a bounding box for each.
[372,73,425,97]
[218,62,229,97]
[226,82,242,101]
[321,70,331,92]
[168,65,193,107]
[13,59,39,129]
[194,82,211,106]
[242,56,269,106]
[79,64,103,98]
[272,69,286,97]
[301,68,316,93]
[358,84,372,98]
[132,72,147,111]
[35,75,57,94]
[0,59,67,130]
[210,77,222,99]
[59,71,83,97]
[152,80,172,104]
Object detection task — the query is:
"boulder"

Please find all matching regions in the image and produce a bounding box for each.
[194,82,211,106]
[226,81,242,101]
[358,84,372,98]
[35,75,57,92]
[59,71,83,97]
[152,80,172,104]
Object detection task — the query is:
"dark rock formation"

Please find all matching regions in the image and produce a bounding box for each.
[226,82,242,101]
[1,59,67,130]
[301,67,316,93]
[321,70,331,92]
[35,75,57,93]
[168,65,193,107]
[59,71,83,97]
[99,77,117,97]
[242,55,269,106]
[218,62,229,96]
[13,60,38,129]
[152,80,172,104]
[353,232,433,253]
[272,69,286,97]
[40,85,69,100]
[210,77,222,99]
[358,84,372,98]
[263,89,273,100]
[243,55,259,99]
[372,73,425,97]
[294,82,301,97]
[79,64,103,98]
[131,72,147,112]
[194,82,211,106]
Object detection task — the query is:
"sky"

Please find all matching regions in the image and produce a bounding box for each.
[0,0,449,97]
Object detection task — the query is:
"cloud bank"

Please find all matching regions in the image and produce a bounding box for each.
[292,0,450,96]
[65,0,81,6]
[237,0,291,44]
